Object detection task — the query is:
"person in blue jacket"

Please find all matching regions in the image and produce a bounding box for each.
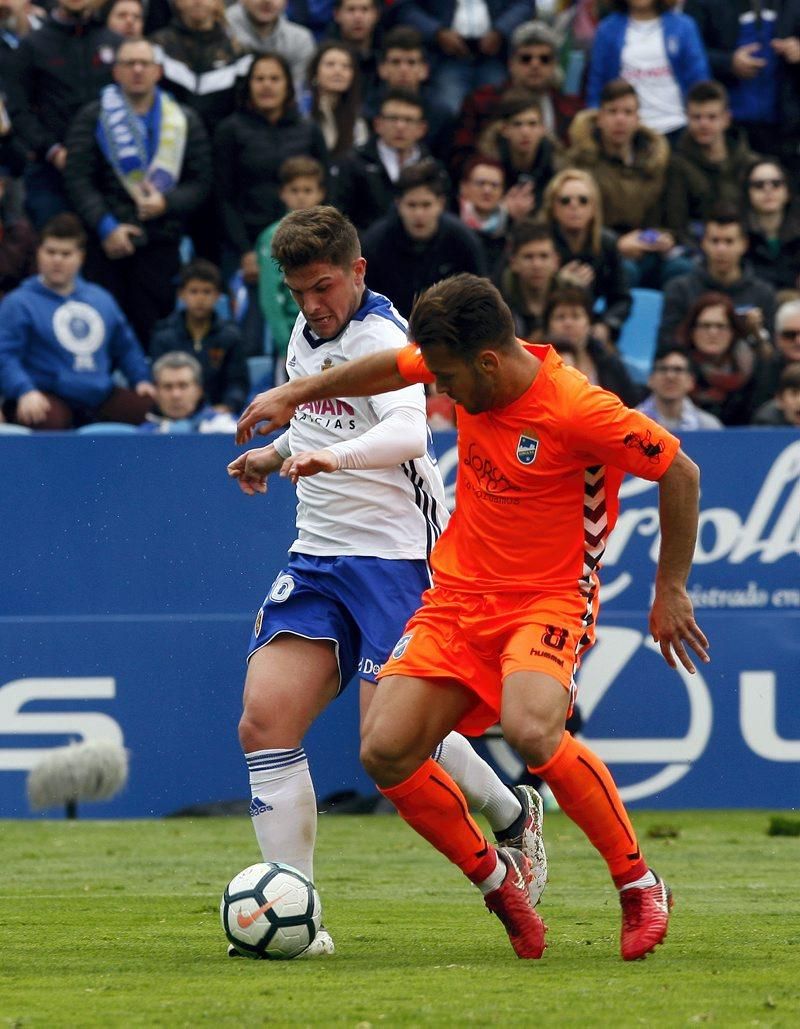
[0,212,155,429]
[587,0,709,139]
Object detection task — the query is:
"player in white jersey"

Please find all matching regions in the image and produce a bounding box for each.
[228,207,546,957]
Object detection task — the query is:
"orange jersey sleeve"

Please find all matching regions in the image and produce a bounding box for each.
[396,343,435,384]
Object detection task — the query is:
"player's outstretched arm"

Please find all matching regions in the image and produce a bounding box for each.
[649,448,710,673]
[235,348,407,444]
[227,444,284,496]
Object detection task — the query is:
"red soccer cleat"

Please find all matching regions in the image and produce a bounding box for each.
[619,873,674,960]
[484,847,547,959]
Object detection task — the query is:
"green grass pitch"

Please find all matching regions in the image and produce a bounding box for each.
[1,811,799,1027]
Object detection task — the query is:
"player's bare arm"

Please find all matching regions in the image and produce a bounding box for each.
[650,448,710,673]
[235,349,407,444]
[227,443,284,496]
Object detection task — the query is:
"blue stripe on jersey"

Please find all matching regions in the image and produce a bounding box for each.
[300,290,406,349]
[401,458,444,558]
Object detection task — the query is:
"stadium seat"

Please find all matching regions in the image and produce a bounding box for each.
[616,288,663,384]
[0,423,33,435]
[75,423,140,435]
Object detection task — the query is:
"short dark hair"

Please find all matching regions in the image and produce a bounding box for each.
[599,78,638,107]
[178,258,222,291]
[778,362,800,393]
[545,286,594,327]
[496,87,544,122]
[460,154,505,187]
[703,206,745,235]
[380,25,426,59]
[686,80,729,108]
[651,346,693,372]
[40,212,87,250]
[610,0,670,12]
[271,205,360,273]
[409,274,516,358]
[507,220,556,256]
[379,87,426,119]
[397,157,449,199]
[279,155,326,188]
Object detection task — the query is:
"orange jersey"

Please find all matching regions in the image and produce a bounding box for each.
[396,341,680,595]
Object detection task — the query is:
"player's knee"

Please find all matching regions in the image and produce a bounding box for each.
[360,728,416,787]
[503,719,563,768]
[238,706,298,753]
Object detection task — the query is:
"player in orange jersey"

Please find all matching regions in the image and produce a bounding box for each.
[236,273,709,962]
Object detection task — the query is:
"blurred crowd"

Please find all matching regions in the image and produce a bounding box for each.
[1,0,799,434]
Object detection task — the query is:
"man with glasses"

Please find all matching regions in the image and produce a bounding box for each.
[452,20,581,178]
[751,298,800,411]
[64,38,211,347]
[333,88,430,231]
[638,348,723,432]
[658,207,776,347]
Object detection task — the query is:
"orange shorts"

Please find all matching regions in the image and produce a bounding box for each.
[377,584,599,736]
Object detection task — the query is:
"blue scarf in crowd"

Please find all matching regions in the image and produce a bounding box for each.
[96,83,187,197]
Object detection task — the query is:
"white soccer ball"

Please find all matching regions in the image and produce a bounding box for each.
[221,862,322,960]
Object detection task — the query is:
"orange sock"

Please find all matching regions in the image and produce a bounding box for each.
[531,733,648,888]
[380,759,498,884]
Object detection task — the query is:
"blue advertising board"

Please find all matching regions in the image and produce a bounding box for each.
[0,431,798,817]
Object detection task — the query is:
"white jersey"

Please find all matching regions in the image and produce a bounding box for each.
[283,290,449,560]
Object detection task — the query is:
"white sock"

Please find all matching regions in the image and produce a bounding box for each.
[433,732,521,833]
[245,747,317,882]
[476,852,506,895]
[620,869,657,891]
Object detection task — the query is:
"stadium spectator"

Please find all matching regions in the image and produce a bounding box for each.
[213,52,328,285]
[360,158,486,318]
[567,79,688,289]
[306,41,369,158]
[139,351,238,432]
[149,260,248,413]
[742,158,800,292]
[636,346,723,431]
[64,38,212,349]
[675,291,757,424]
[226,0,315,97]
[751,361,800,425]
[5,0,120,229]
[395,0,531,116]
[477,88,559,214]
[150,0,250,135]
[0,213,154,430]
[544,285,642,405]
[587,0,710,139]
[457,156,510,272]
[496,222,561,339]
[0,176,37,298]
[256,156,326,379]
[370,26,455,162]
[452,20,581,177]
[663,80,757,247]
[332,88,429,231]
[540,168,632,345]
[325,0,382,100]
[658,209,777,347]
[105,0,144,39]
[750,298,800,410]
[684,0,800,163]
[0,0,41,77]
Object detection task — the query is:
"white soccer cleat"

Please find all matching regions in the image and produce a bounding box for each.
[297,925,335,958]
[495,785,548,907]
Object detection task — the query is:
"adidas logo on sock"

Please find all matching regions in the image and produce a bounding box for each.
[249,797,274,817]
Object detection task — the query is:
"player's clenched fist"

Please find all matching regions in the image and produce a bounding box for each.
[227,445,284,496]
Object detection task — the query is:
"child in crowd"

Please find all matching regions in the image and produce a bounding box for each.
[256,156,326,383]
[149,260,249,414]
[497,221,561,339]
[751,363,800,427]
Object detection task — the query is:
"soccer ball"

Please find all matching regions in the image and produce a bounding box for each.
[221,862,322,960]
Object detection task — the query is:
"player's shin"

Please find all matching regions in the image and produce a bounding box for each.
[433,732,521,832]
[245,748,318,881]
[530,732,648,887]
[379,758,500,885]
